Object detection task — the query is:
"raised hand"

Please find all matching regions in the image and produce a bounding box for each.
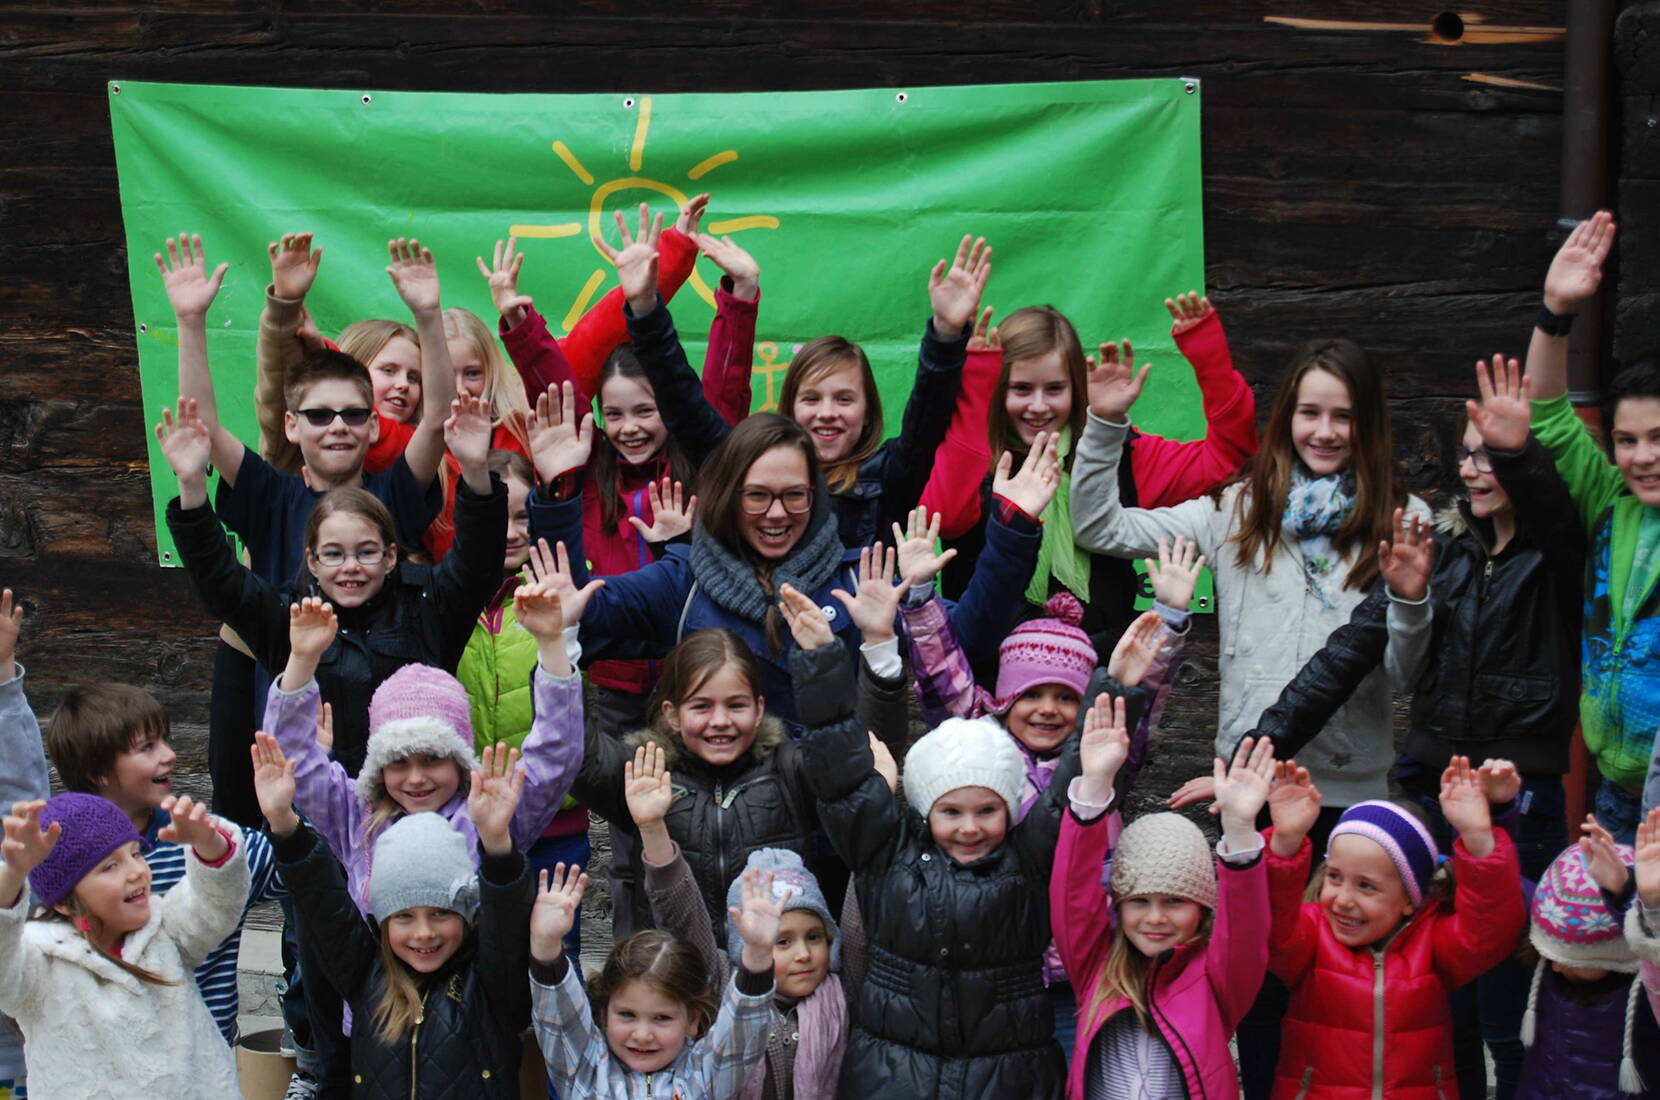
[675,192,710,238]
[157,794,229,860]
[1578,813,1630,895]
[966,307,999,352]
[1,800,60,877]
[530,863,588,963]
[777,583,835,651]
[288,597,339,661]
[1543,210,1616,315]
[1146,535,1206,613]
[1267,761,1322,857]
[731,867,785,974]
[1438,755,1494,857]
[1165,290,1215,335]
[523,539,606,626]
[527,382,596,484]
[250,731,300,836]
[1077,692,1129,802]
[315,702,334,753]
[1475,758,1521,805]
[468,744,524,856]
[386,238,441,317]
[1214,736,1275,838]
[476,237,533,327]
[929,235,992,336]
[154,233,228,320]
[156,398,213,485]
[593,203,662,314]
[269,232,323,301]
[1378,508,1433,603]
[992,430,1062,520]
[831,543,909,646]
[695,232,760,302]
[1635,807,1660,910]
[891,506,958,589]
[1086,339,1151,421]
[1107,610,1164,689]
[0,589,22,683]
[624,742,674,830]
[513,579,568,642]
[443,391,494,490]
[1167,774,1218,813]
[869,732,899,793]
[1466,355,1530,454]
[627,478,698,543]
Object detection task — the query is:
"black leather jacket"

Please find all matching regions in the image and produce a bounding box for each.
[1253,438,1583,775]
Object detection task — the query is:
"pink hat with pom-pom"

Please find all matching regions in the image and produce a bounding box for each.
[989,592,1097,714]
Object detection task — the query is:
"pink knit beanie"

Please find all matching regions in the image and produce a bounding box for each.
[355,664,478,808]
[990,593,1096,714]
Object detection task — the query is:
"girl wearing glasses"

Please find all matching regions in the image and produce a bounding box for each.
[161,391,508,777]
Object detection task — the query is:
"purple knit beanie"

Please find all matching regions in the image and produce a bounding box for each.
[1326,800,1440,907]
[355,664,478,808]
[990,593,1097,714]
[28,793,143,909]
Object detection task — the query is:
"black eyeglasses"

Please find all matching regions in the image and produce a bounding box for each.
[313,546,387,567]
[296,406,374,428]
[1454,445,1493,474]
[739,487,813,515]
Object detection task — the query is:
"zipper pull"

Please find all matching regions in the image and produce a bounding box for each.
[1485,559,1493,579]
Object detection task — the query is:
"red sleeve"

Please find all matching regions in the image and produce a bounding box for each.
[1264,830,1321,983]
[918,345,1000,537]
[701,278,757,426]
[1130,311,1259,508]
[500,304,580,402]
[364,414,415,476]
[1430,830,1527,988]
[560,226,700,397]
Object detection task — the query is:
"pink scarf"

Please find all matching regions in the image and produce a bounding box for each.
[741,973,848,1100]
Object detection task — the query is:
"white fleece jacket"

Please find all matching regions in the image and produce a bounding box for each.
[1070,410,1430,807]
[0,835,249,1100]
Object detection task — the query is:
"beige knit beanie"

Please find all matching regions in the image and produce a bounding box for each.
[1109,812,1217,911]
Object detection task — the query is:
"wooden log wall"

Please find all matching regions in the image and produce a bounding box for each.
[0,1,1640,815]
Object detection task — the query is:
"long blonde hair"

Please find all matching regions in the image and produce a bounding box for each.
[371,921,427,1044]
[441,308,532,444]
[1088,903,1215,1030]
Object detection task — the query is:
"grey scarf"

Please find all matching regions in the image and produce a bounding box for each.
[690,513,845,625]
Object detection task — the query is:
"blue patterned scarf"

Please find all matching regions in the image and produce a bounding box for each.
[1282,464,1356,609]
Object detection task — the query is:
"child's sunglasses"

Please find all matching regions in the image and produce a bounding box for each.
[296,406,374,427]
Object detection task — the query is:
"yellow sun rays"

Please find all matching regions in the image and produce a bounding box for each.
[508,96,779,329]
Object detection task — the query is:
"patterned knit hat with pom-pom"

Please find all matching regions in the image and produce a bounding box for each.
[989,592,1097,714]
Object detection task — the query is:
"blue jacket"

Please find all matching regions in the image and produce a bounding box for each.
[527,489,1039,727]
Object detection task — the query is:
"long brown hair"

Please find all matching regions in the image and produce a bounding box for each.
[1229,338,1402,590]
[647,628,764,735]
[695,415,826,651]
[591,345,695,532]
[986,306,1088,471]
[777,336,883,493]
[338,319,421,421]
[589,931,718,1038]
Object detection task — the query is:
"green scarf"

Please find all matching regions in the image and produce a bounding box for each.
[1025,426,1092,606]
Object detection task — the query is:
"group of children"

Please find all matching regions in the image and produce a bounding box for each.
[0,200,1655,1100]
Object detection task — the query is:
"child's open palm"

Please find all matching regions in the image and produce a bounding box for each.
[523,539,604,626]
[1578,814,1630,895]
[675,193,711,238]
[1268,762,1322,851]
[1079,693,1129,789]
[157,795,227,859]
[443,391,494,479]
[156,398,213,482]
[777,584,835,651]
[1213,735,1275,829]
[831,543,909,645]
[993,430,1062,520]
[593,203,662,308]
[476,237,533,325]
[2,800,59,877]
[249,732,298,832]
[1543,210,1616,314]
[1146,535,1206,612]
[513,579,568,641]
[1466,355,1531,454]
[469,744,524,854]
[1475,758,1521,805]
[892,506,957,589]
[1438,756,1493,836]
[1378,508,1434,603]
[527,382,596,483]
[1165,291,1215,335]
[154,233,228,319]
[530,863,588,963]
[731,868,784,958]
[627,478,697,544]
[386,238,440,315]
[1086,339,1151,421]
[288,597,339,661]
[624,743,674,829]
[1107,610,1164,689]
[695,232,760,300]
[928,235,992,335]
[1635,807,1660,909]
[967,307,999,352]
[269,232,323,302]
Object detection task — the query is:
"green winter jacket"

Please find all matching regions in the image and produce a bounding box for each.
[1531,393,1660,788]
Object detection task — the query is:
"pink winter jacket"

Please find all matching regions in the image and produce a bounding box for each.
[1050,799,1269,1100]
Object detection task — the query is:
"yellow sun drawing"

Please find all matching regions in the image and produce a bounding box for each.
[509,96,780,334]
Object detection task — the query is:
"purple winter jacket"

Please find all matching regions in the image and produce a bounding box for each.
[1516,965,1660,1100]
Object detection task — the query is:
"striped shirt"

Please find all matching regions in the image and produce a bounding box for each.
[142,810,285,1044]
[1087,1010,1188,1100]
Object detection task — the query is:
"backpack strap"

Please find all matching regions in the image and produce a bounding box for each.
[676,581,700,644]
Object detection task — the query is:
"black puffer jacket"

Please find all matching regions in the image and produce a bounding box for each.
[1253,437,1584,774]
[167,476,506,776]
[791,642,1077,1100]
[272,825,533,1100]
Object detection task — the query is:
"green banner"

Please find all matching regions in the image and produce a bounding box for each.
[110,78,1204,567]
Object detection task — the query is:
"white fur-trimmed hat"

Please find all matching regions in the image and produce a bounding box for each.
[902,716,1027,821]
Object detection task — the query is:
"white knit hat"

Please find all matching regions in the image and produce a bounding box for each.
[367,812,479,923]
[903,716,1027,820]
[1109,812,1218,911]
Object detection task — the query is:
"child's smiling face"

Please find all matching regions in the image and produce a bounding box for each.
[605,978,694,1074]
[927,786,1009,865]
[385,906,465,974]
[1003,684,1080,753]
[63,840,153,944]
[1318,834,1415,947]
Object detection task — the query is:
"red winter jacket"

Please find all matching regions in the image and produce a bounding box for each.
[1266,829,1525,1100]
